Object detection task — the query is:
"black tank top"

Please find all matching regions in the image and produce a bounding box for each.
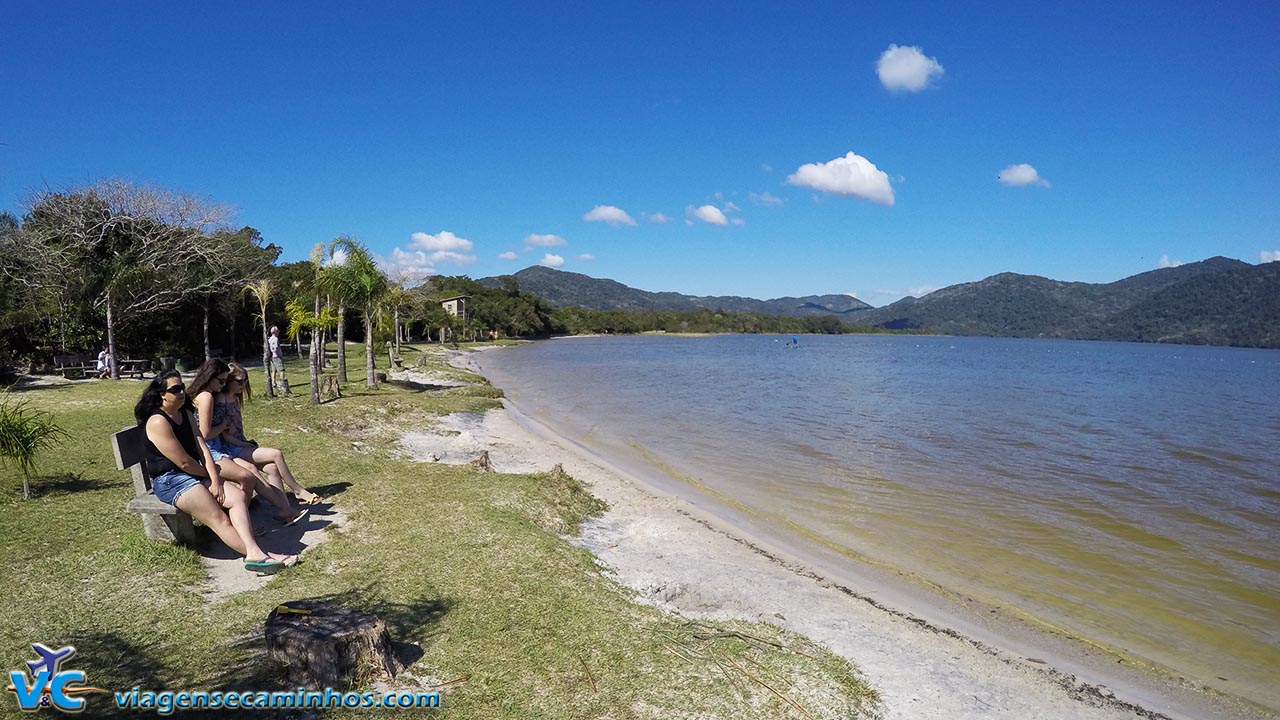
[144,410,203,477]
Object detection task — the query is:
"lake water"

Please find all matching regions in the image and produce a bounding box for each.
[477,335,1280,711]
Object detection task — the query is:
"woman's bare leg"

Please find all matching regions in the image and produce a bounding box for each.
[174,485,247,557]
[250,447,316,501]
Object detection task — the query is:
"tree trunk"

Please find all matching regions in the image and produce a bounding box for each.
[203,298,212,361]
[228,312,237,362]
[309,328,321,405]
[21,472,32,500]
[365,308,376,388]
[106,295,119,380]
[261,305,273,399]
[393,306,400,353]
[337,304,348,383]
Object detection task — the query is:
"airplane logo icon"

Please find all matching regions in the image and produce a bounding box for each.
[26,643,76,678]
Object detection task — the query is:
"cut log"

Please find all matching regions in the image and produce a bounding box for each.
[265,600,403,689]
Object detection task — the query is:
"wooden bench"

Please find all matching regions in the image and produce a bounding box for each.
[387,347,404,369]
[111,425,196,545]
[53,353,96,379]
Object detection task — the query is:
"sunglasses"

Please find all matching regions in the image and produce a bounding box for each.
[163,384,186,395]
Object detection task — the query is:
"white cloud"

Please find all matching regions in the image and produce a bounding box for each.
[997,163,1050,188]
[909,285,941,297]
[786,151,895,205]
[427,250,476,266]
[410,230,474,252]
[583,205,637,226]
[324,247,349,267]
[723,201,741,213]
[1159,255,1184,268]
[750,191,784,207]
[645,212,672,224]
[761,163,774,173]
[877,44,944,92]
[1261,250,1280,264]
[539,253,565,268]
[576,253,595,261]
[688,205,729,225]
[525,233,567,247]
[498,251,518,260]
[730,218,746,226]
[377,248,437,286]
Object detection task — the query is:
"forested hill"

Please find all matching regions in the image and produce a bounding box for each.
[854,256,1280,348]
[480,258,1280,348]
[477,266,871,317]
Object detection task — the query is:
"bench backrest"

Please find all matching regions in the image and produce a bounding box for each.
[111,425,153,495]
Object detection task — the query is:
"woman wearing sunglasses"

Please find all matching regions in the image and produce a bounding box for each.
[134,371,297,574]
[189,360,308,526]
[217,362,325,506]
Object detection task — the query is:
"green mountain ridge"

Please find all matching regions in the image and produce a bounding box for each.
[478,258,1280,349]
[478,266,872,317]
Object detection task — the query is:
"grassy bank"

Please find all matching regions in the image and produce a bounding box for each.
[0,344,878,719]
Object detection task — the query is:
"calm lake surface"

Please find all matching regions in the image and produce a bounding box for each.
[478,335,1280,710]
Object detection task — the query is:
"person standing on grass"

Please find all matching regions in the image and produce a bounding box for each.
[96,347,111,379]
[268,325,290,396]
[135,371,297,574]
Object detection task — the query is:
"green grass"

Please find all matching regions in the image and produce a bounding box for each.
[0,347,878,719]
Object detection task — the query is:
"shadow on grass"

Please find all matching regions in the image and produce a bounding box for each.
[43,631,177,719]
[5,378,85,394]
[385,378,460,393]
[36,472,130,497]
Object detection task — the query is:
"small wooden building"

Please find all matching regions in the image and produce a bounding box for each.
[440,295,469,319]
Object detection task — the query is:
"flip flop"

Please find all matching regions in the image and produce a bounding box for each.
[269,553,300,568]
[300,493,327,505]
[278,509,310,527]
[244,558,285,575]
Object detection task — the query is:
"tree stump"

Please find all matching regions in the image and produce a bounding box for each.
[265,600,403,689]
[469,450,494,473]
[319,374,341,402]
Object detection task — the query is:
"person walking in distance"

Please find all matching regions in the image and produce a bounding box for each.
[268,325,291,396]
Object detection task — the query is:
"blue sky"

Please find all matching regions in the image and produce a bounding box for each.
[3,1,1278,306]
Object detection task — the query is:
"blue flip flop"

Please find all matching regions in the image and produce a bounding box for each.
[244,558,285,575]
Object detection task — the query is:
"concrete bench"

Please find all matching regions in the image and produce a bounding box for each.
[111,425,196,545]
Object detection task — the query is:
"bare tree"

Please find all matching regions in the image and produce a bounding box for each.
[17,179,233,378]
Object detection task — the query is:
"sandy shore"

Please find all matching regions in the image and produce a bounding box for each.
[394,352,1270,720]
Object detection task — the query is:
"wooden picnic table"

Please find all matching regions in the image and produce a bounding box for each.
[118,359,151,379]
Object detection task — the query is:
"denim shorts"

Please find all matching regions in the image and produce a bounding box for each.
[152,470,203,506]
[207,436,253,462]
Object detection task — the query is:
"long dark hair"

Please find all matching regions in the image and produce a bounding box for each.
[134,370,193,426]
[188,358,230,399]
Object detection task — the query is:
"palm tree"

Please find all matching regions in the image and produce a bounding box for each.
[285,299,338,405]
[243,278,276,398]
[322,238,388,388]
[0,393,69,499]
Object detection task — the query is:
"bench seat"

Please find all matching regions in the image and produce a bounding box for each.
[112,425,197,545]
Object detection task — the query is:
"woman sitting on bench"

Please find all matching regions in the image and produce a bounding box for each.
[189,360,307,526]
[135,371,297,574]
[219,362,325,505]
